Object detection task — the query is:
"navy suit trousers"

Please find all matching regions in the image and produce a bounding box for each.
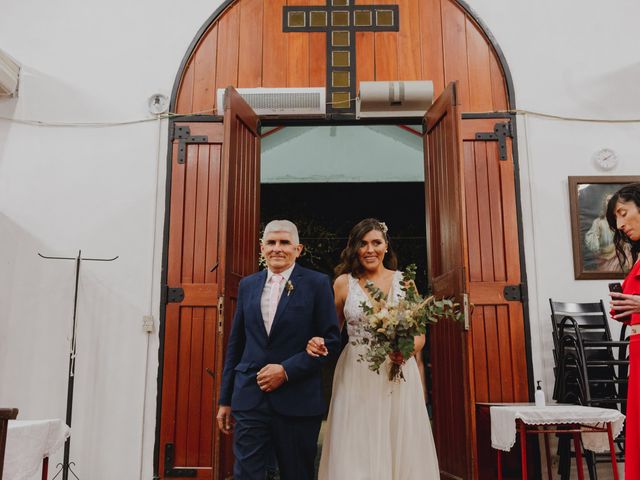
[232,397,322,480]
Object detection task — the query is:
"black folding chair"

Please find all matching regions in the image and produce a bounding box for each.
[549,300,629,479]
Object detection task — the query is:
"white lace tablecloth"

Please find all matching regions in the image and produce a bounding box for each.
[490,405,625,453]
[5,419,70,480]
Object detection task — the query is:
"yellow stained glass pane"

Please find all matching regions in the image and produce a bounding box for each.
[354,10,372,26]
[332,0,349,5]
[376,10,394,26]
[332,51,350,67]
[332,31,350,47]
[332,71,350,88]
[288,11,306,28]
[332,11,349,26]
[332,92,351,109]
[309,11,327,27]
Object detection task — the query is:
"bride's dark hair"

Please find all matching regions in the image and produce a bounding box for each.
[334,218,398,278]
[606,182,640,269]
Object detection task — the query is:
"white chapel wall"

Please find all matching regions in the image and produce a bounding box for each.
[0,0,639,479]
[0,0,214,478]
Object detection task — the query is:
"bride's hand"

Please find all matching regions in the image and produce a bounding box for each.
[389,351,405,365]
[306,337,328,357]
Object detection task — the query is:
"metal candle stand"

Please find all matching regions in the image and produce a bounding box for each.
[38,250,118,480]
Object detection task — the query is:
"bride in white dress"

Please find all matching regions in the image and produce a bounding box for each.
[306,218,440,480]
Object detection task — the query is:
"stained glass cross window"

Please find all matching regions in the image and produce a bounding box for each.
[283,0,399,114]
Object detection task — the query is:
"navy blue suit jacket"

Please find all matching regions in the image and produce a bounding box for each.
[219,264,341,416]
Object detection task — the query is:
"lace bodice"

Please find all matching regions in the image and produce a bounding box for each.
[344,271,404,339]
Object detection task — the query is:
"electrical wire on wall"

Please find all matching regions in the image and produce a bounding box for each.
[2,108,640,127]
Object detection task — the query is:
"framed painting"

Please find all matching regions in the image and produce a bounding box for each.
[569,176,640,280]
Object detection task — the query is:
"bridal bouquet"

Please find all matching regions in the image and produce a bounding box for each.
[353,264,462,382]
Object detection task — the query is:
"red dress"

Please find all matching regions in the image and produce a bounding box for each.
[619,260,640,479]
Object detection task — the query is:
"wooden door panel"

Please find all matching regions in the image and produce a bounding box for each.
[215,87,261,479]
[262,0,287,88]
[238,0,263,88]
[461,118,529,404]
[424,82,475,479]
[160,90,259,479]
[426,96,529,479]
[160,123,225,478]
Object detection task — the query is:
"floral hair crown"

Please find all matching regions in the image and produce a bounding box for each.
[378,221,388,234]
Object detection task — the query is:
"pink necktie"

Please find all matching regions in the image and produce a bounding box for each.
[267,274,283,333]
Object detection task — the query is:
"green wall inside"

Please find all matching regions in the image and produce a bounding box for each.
[261,125,424,183]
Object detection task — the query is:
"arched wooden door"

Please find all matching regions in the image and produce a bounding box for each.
[160,1,532,478]
[158,88,259,479]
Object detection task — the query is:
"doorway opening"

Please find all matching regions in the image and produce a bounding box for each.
[259,123,432,415]
[260,124,427,284]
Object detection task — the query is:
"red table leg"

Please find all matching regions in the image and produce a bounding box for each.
[497,449,503,480]
[573,432,585,480]
[542,427,553,480]
[42,457,48,480]
[606,422,620,480]
[519,420,528,480]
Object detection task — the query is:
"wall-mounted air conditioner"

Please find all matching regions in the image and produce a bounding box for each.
[0,48,20,97]
[357,81,434,118]
[216,88,325,117]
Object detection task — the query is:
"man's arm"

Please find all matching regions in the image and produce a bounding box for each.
[218,282,247,406]
[281,275,341,382]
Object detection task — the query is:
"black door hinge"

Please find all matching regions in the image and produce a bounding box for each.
[503,283,525,302]
[475,122,512,160]
[164,443,196,477]
[171,125,208,164]
[164,286,185,304]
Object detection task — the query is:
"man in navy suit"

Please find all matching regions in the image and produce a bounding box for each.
[217,220,341,480]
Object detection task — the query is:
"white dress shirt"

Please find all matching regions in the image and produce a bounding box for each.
[261,263,295,332]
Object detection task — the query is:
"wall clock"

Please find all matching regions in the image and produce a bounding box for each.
[592,148,618,170]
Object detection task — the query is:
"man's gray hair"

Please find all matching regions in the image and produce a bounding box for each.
[262,220,300,244]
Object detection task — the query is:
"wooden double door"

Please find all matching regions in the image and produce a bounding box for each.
[157,84,530,479]
[425,84,530,479]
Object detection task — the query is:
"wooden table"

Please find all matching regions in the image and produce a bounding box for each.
[490,405,624,480]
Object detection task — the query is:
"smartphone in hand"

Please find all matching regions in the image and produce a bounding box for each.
[609,282,623,318]
[608,282,623,294]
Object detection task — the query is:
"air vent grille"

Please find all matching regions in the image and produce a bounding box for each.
[216,88,325,116]
[242,92,321,110]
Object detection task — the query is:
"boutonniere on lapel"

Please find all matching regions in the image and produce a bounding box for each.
[285,280,294,296]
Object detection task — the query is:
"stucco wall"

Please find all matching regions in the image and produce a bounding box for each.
[0,0,213,478]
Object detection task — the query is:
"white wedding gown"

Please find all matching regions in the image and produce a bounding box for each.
[318,272,440,480]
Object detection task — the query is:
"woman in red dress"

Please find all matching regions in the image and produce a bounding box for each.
[607,183,640,479]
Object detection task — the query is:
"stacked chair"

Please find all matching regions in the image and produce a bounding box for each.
[549,300,629,479]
